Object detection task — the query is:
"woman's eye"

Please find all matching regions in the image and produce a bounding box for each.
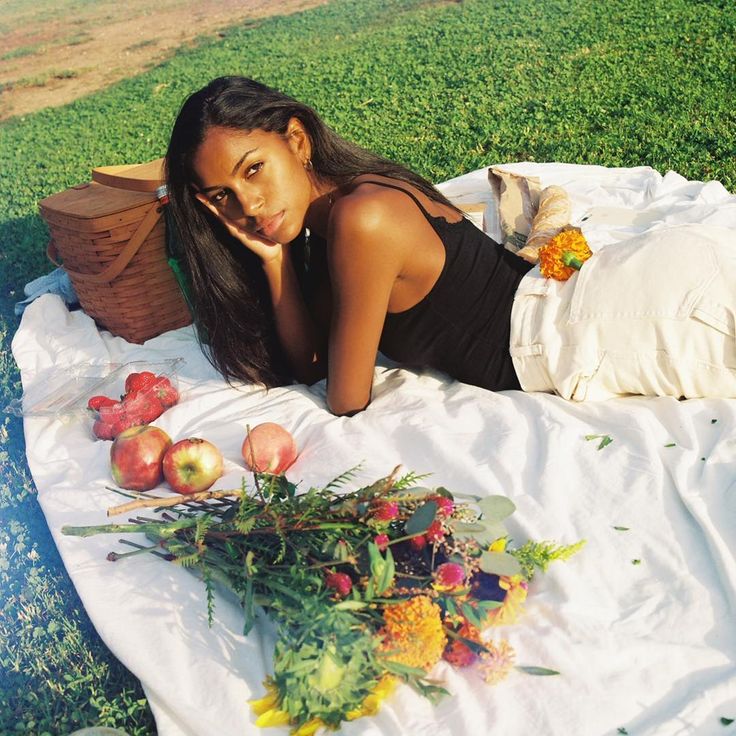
[246,161,263,178]
[211,190,228,205]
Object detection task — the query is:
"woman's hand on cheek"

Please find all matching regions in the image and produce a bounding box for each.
[196,195,283,264]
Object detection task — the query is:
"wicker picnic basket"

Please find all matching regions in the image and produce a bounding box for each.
[39,159,192,343]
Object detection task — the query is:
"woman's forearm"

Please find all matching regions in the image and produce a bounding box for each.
[261,250,326,384]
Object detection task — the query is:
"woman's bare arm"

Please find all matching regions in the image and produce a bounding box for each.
[261,249,326,385]
[325,194,407,415]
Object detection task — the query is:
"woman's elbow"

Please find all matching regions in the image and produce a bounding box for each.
[326,390,371,417]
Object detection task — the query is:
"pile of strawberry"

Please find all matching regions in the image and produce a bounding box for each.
[88,371,179,440]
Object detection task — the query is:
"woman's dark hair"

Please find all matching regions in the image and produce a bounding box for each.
[165,76,461,387]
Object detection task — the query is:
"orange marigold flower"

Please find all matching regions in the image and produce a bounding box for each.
[484,575,528,627]
[443,621,482,667]
[538,228,592,281]
[479,639,516,685]
[379,595,447,671]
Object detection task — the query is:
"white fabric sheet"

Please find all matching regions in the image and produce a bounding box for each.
[13,163,736,736]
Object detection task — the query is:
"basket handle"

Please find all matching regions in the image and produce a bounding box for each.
[46,203,163,284]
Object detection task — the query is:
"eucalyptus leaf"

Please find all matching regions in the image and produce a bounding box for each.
[335,600,368,610]
[516,665,560,676]
[400,486,435,497]
[451,522,486,536]
[478,495,516,522]
[452,520,508,546]
[479,550,523,576]
[404,500,437,535]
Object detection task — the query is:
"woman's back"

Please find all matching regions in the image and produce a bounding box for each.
[357,178,533,390]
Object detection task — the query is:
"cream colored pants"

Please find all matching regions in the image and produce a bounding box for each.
[510,225,736,400]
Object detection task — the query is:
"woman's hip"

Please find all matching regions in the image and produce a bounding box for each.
[509,224,736,400]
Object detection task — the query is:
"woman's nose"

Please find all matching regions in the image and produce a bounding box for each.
[231,187,264,219]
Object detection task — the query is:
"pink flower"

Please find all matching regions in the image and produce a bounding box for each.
[426,520,445,544]
[374,533,390,552]
[431,495,455,517]
[409,535,427,551]
[373,501,399,521]
[325,572,352,597]
[434,562,465,589]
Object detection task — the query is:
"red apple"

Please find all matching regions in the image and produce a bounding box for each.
[162,438,224,494]
[241,422,298,474]
[110,425,172,491]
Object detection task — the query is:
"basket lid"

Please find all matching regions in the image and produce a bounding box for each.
[39,180,155,219]
[91,158,164,192]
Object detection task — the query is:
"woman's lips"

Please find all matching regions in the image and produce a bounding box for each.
[258,211,285,239]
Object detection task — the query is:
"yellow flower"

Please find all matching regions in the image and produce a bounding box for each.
[484,575,528,626]
[249,679,291,728]
[479,639,516,685]
[255,708,291,728]
[538,228,592,281]
[379,595,447,670]
[293,717,327,736]
[488,537,507,553]
[346,675,398,720]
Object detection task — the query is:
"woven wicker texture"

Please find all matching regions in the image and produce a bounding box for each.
[40,177,191,344]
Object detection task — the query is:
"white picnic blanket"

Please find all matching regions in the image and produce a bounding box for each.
[13,163,736,736]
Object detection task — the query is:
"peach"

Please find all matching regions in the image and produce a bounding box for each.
[241,422,298,474]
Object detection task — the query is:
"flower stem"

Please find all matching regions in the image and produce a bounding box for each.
[561,252,584,270]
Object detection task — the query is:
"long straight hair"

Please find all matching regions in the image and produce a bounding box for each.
[165,76,460,387]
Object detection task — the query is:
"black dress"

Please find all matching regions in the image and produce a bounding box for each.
[365,180,534,391]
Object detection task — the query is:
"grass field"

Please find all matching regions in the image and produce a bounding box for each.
[1,0,734,732]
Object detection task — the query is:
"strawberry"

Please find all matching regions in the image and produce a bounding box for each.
[124,372,140,394]
[126,371,158,393]
[98,401,127,426]
[87,395,117,412]
[152,376,179,408]
[110,417,134,439]
[123,386,166,425]
[92,419,116,441]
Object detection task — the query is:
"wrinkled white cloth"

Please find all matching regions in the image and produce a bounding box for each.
[13,163,736,736]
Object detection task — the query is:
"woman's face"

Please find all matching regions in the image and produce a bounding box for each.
[192,121,315,244]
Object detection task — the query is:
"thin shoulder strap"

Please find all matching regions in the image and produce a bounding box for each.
[356,179,437,222]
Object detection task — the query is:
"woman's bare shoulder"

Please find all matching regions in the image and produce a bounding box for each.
[329,175,428,243]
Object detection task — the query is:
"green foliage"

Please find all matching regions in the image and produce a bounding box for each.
[510,539,586,580]
[273,597,380,728]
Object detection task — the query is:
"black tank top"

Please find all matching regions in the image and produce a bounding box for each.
[368,180,534,391]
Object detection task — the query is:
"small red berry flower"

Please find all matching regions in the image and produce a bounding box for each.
[409,535,427,551]
[374,533,390,552]
[373,501,399,521]
[425,520,445,544]
[325,572,352,598]
[434,562,465,590]
[431,495,455,518]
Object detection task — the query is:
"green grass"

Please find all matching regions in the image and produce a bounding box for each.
[0,0,734,732]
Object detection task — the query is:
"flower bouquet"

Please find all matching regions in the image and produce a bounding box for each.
[63,467,583,734]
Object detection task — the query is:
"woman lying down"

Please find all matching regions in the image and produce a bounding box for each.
[164,76,736,415]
